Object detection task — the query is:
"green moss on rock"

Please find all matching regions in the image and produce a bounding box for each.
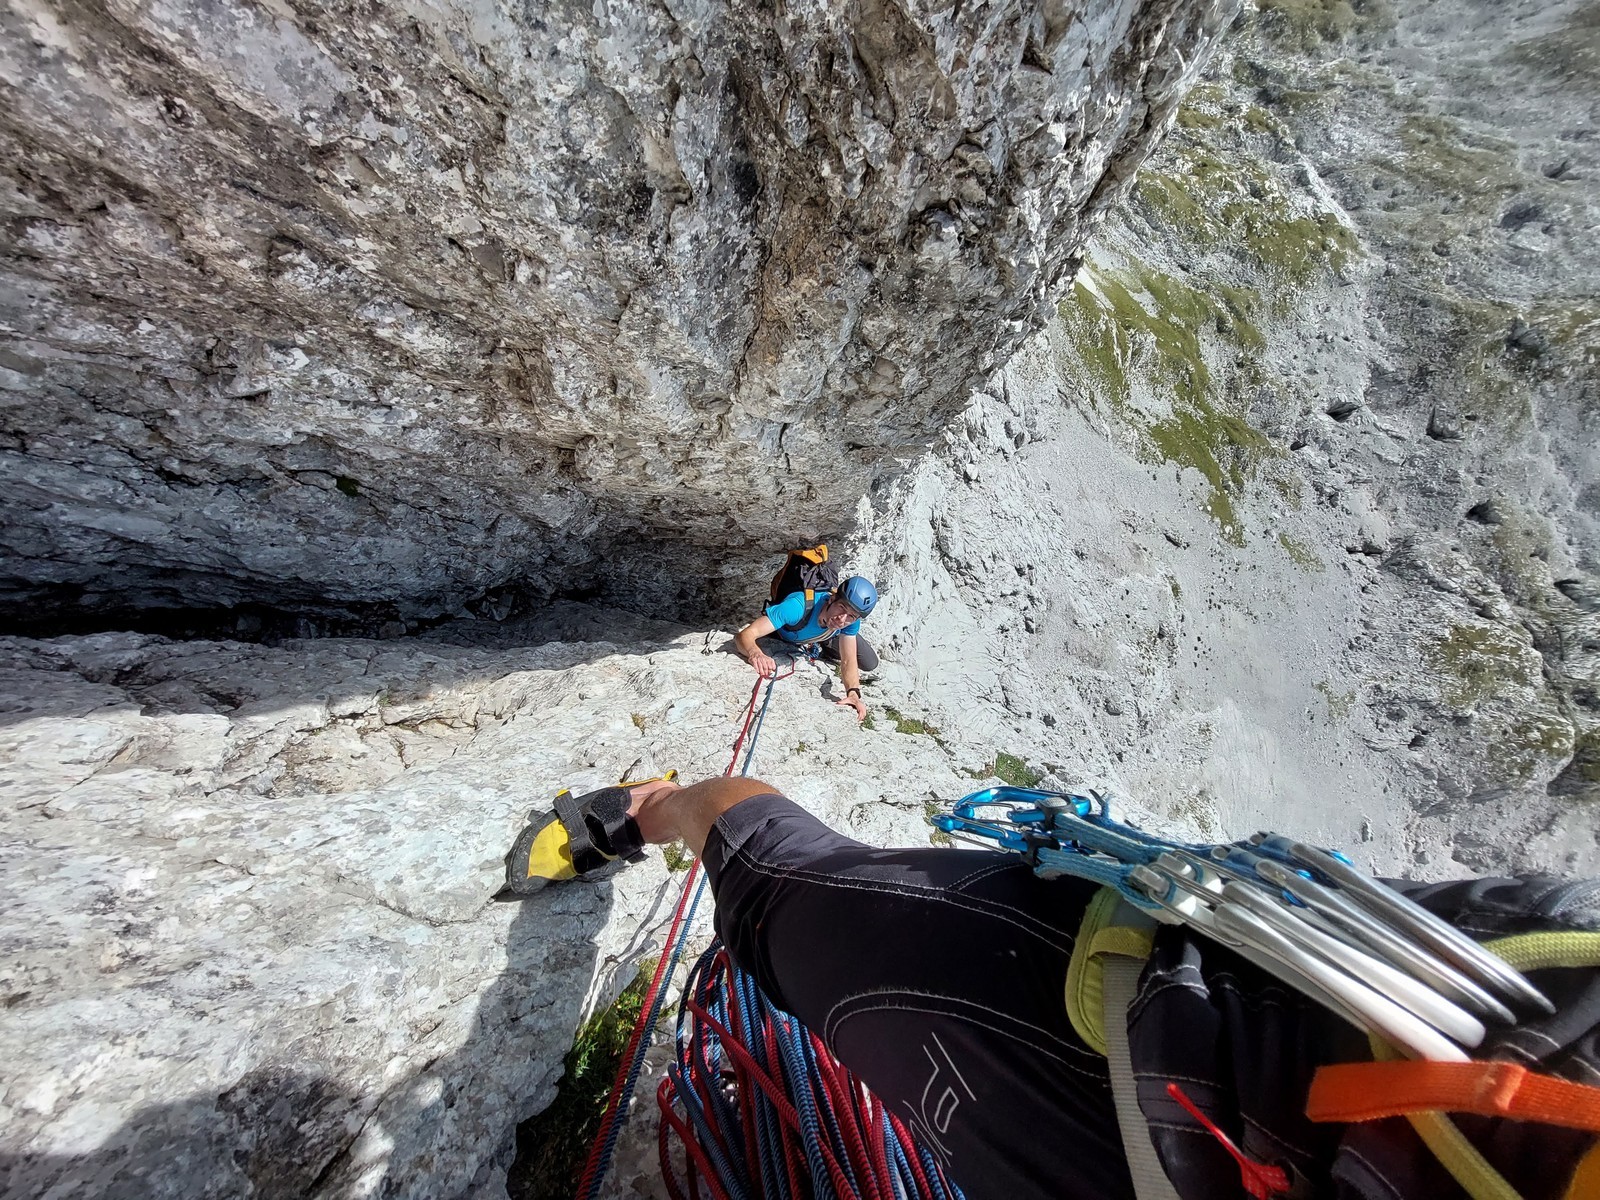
[662,841,694,871]
[510,963,653,1199]
[1398,116,1519,213]
[1135,150,1359,293]
[1492,712,1578,786]
[992,752,1044,788]
[1221,204,1358,288]
[883,706,938,736]
[1427,623,1536,711]
[1257,0,1357,47]
[1255,0,1396,49]
[1269,471,1305,510]
[1549,730,1600,798]
[1279,532,1323,571]
[1528,300,1600,373]
[1148,405,1270,544]
[1505,3,1600,83]
[1426,292,1530,428]
[1314,679,1355,722]
[1511,714,1577,758]
[1058,267,1273,544]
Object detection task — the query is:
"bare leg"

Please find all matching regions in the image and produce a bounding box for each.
[628,776,775,857]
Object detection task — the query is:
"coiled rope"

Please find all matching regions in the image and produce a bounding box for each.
[656,944,966,1200]
[575,665,794,1200]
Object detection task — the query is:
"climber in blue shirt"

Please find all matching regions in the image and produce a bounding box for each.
[732,575,879,723]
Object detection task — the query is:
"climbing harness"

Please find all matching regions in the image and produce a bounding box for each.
[931,785,1554,1062]
[656,942,965,1200]
[931,786,1600,1200]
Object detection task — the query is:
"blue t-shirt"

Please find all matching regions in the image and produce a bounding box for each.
[765,589,861,645]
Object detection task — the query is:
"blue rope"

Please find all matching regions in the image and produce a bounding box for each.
[661,946,964,1200]
[578,871,708,1200]
[774,1010,836,1199]
[582,672,788,1198]
[738,969,786,1200]
[918,1145,952,1200]
[662,945,965,1200]
[739,674,780,776]
[641,672,965,1200]
[887,1126,917,1198]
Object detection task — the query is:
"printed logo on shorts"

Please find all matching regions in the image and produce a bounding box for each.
[900,1031,976,1169]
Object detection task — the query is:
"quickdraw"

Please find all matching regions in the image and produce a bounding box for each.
[930,786,1554,1062]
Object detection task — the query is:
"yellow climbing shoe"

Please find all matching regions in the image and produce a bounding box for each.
[503,772,674,895]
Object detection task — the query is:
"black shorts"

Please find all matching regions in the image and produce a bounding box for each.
[699,794,1600,1200]
[701,793,1126,1198]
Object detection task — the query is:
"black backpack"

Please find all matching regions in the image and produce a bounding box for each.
[769,545,841,631]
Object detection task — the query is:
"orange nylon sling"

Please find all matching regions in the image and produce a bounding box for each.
[1306,1060,1600,1133]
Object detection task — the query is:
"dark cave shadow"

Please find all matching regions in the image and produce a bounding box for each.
[0,601,703,731]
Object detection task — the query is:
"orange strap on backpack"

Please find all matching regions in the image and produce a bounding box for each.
[1306,1060,1600,1132]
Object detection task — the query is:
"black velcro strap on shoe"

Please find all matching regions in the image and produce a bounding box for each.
[560,787,648,872]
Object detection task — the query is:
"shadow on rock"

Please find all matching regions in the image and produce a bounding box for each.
[0,871,644,1200]
[0,1066,365,1199]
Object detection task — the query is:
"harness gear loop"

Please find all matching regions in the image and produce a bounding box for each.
[938,788,1590,1200]
[1299,932,1600,1200]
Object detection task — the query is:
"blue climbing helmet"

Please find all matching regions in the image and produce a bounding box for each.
[837,576,878,619]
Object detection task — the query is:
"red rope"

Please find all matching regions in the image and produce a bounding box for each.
[683,997,807,1129]
[724,666,792,775]
[889,1110,937,1197]
[820,1041,882,1200]
[575,857,704,1198]
[726,969,764,1193]
[864,1089,893,1194]
[657,1080,690,1200]
[815,1031,881,1200]
[767,1019,809,1199]
[577,668,788,1198]
[656,1077,733,1200]
[684,998,869,1200]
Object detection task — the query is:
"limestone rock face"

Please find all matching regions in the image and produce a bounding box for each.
[844,0,1600,881]
[9,3,1600,1200]
[0,611,955,1199]
[0,0,1237,622]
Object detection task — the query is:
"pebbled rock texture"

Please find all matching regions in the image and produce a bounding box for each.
[0,609,953,1200]
[838,0,1600,884]
[0,0,1237,622]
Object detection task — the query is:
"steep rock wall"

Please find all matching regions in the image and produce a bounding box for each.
[1,0,1236,623]
[846,0,1599,877]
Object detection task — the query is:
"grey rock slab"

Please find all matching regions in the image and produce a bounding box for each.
[0,622,949,1199]
[838,0,1600,885]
